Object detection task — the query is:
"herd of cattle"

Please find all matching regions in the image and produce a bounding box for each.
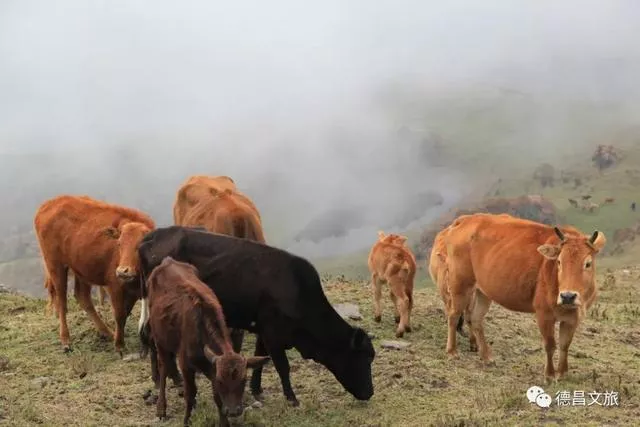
[29,174,606,426]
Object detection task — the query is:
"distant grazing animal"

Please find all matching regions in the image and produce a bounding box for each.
[428,226,476,350]
[568,198,578,208]
[367,231,416,338]
[173,175,260,225]
[603,197,615,205]
[145,256,270,427]
[34,195,154,354]
[632,202,636,212]
[138,226,375,407]
[581,195,592,200]
[442,213,605,383]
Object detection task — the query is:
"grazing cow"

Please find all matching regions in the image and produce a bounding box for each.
[442,213,605,383]
[568,198,578,208]
[34,195,154,354]
[602,197,615,205]
[581,201,599,213]
[145,256,270,427]
[138,226,375,407]
[173,175,260,225]
[428,227,475,349]
[367,231,416,337]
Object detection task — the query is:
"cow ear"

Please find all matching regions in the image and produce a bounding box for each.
[588,231,606,253]
[537,244,561,260]
[103,226,120,239]
[203,345,217,364]
[246,356,271,369]
[350,328,367,350]
[436,251,446,263]
[396,235,408,245]
[377,230,386,240]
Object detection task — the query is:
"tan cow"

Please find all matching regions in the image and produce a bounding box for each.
[34,195,154,354]
[173,175,260,225]
[428,226,476,351]
[368,231,416,337]
[443,213,605,383]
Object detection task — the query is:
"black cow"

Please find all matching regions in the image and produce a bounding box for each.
[137,226,375,407]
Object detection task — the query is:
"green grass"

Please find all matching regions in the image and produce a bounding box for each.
[1,266,639,426]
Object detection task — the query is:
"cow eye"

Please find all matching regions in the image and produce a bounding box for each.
[585,261,592,269]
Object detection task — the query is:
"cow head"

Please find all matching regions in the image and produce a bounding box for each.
[103,221,153,283]
[203,346,270,418]
[308,327,375,401]
[537,227,606,310]
[378,231,408,246]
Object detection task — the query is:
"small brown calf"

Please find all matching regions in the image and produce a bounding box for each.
[367,231,416,337]
[143,257,270,426]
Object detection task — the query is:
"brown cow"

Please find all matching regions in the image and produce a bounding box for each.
[428,226,476,351]
[368,231,416,337]
[145,256,270,427]
[442,213,605,383]
[34,195,154,354]
[173,175,260,225]
[179,188,266,244]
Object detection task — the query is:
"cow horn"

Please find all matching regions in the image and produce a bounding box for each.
[554,226,565,242]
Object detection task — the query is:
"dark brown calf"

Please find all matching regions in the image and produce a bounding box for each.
[144,256,270,427]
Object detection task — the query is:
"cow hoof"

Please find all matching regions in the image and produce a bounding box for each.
[394,316,400,324]
[156,415,167,422]
[483,359,496,367]
[252,392,264,402]
[373,315,381,323]
[405,326,412,333]
[395,330,404,338]
[177,388,184,398]
[469,344,478,353]
[62,345,73,353]
[287,398,300,407]
[447,351,459,360]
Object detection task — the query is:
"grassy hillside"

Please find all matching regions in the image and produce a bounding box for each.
[1,267,638,426]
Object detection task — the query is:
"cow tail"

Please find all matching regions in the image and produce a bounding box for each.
[138,269,152,359]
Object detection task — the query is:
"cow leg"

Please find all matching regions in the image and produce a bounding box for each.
[48,264,71,352]
[464,298,477,352]
[180,363,197,426]
[469,290,492,363]
[250,335,268,401]
[535,311,556,383]
[372,272,382,323]
[45,275,58,318]
[230,328,244,353]
[266,345,298,406]
[390,280,410,338]
[446,288,473,359]
[389,290,400,324]
[107,287,127,356]
[156,348,169,421]
[73,280,113,339]
[557,320,577,379]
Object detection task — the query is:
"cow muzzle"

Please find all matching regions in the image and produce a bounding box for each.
[115,266,136,282]
[224,405,244,418]
[558,291,578,306]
